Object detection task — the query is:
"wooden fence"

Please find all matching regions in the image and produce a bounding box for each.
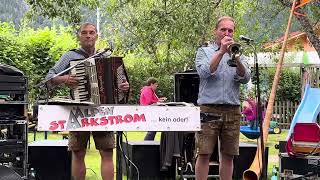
[244,64,320,129]
[272,100,299,129]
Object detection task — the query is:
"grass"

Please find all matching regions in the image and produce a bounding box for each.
[28,130,287,179]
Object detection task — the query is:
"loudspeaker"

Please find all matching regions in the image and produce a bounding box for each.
[174,72,199,104]
[279,152,320,177]
[0,165,23,180]
[121,141,167,180]
[28,140,72,180]
[233,143,269,179]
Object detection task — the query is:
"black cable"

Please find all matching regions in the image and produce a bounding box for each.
[44,83,50,104]
[122,132,129,180]
[118,133,140,180]
[43,84,50,139]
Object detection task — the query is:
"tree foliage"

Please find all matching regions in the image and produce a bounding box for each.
[6,0,320,103]
[258,67,301,101]
[0,22,77,102]
[278,0,320,54]
[25,0,100,26]
[0,0,28,27]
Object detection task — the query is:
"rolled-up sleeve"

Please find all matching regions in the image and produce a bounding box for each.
[234,56,251,84]
[45,53,74,80]
[195,48,213,78]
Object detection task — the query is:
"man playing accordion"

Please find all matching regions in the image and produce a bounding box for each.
[45,22,129,180]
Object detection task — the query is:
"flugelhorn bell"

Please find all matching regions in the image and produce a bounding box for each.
[227,42,242,67]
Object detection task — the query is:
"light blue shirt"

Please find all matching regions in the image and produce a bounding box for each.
[195,42,251,105]
[45,48,88,80]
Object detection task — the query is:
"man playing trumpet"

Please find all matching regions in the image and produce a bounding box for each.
[195,16,251,180]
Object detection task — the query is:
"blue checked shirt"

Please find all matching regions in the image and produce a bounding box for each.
[195,42,251,105]
[45,48,88,80]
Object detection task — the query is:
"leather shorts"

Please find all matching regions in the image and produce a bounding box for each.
[196,105,241,156]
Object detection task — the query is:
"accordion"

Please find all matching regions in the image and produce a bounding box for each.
[70,56,129,104]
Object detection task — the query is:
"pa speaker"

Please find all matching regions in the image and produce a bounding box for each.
[121,141,168,180]
[174,71,199,104]
[28,140,72,180]
[0,165,23,180]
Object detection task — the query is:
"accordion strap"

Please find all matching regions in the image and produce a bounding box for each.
[70,48,90,58]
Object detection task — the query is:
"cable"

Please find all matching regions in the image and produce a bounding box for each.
[118,133,140,180]
[122,132,129,180]
[121,132,140,180]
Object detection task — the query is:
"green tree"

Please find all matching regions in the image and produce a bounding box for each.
[25,0,100,26]
[249,66,301,102]
[0,22,78,103]
[21,0,320,102]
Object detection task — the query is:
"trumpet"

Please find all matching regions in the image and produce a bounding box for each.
[227,42,242,67]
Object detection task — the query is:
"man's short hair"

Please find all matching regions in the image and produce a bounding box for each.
[77,22,98,34]
[215,16,235,29]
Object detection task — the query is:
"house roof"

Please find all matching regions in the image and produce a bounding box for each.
[263,31,306,49]
[263,22,320,50]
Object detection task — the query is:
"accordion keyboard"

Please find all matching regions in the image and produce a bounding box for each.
[70,60,89,101]
[69,56,129,104]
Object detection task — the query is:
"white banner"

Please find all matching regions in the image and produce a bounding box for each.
[37,105,200,131]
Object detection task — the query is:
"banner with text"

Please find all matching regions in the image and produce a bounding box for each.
[37,105,200,131]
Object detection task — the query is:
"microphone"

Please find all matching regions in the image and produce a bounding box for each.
[239,35,254,42]
[95,48,113,58]
[108,40,114,51]
[102,48,113,58]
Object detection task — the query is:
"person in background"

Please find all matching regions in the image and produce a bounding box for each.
[140,77,166,140]
[194,16,251,180]
[45,22,129,180]
[242,98,258,129]
[242,97,268,130]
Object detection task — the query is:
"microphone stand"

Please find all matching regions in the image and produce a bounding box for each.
[248,41,266,178]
